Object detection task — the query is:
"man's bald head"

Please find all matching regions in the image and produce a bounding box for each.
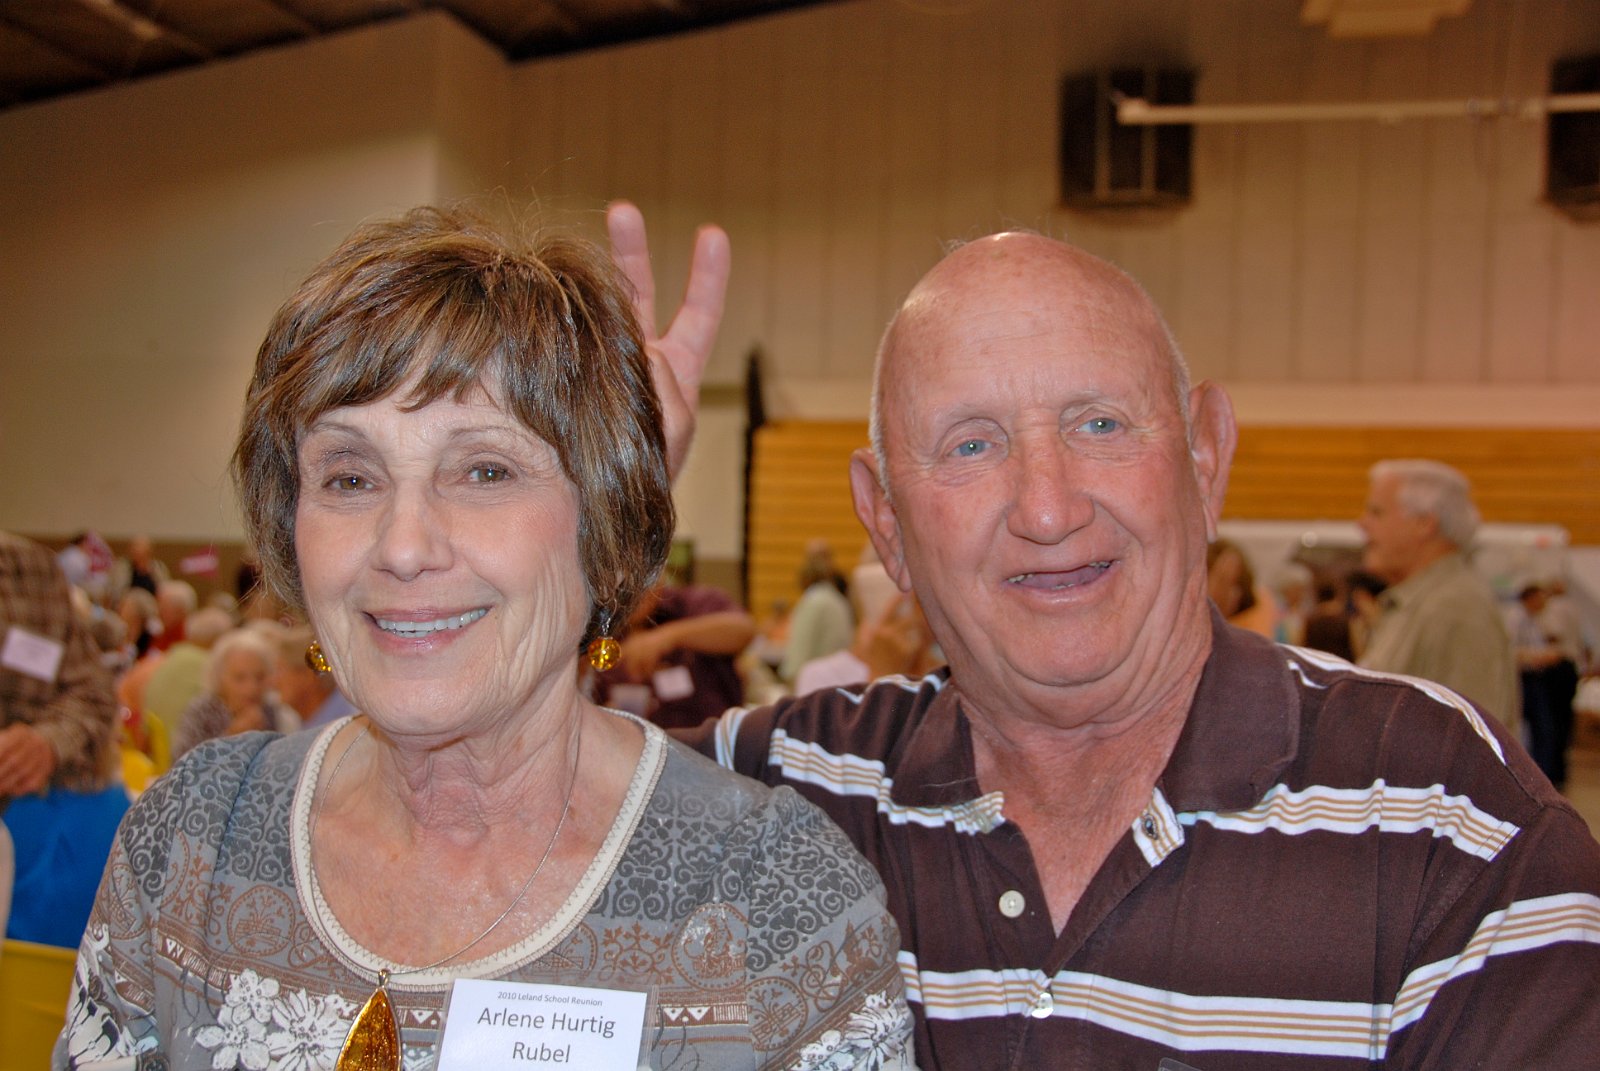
[869,233,1191,484]
[846,228,1236,731]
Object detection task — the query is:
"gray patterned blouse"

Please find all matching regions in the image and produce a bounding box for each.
[56,716,915,1070]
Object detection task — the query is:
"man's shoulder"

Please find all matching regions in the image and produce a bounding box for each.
[1279,644,1547,808]
[679,669,950,780]
[755,669,947,760]
[795,580,851,615]
[0,531,64,595]
[0,529,49,561]
[1409,555,1503,617]
[145,643,208,695]
[1288,641,1492,723]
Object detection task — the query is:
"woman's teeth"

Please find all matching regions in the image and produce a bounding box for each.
[375,608,488,635]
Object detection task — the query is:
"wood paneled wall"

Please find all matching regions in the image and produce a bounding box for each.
[4,1,1598,548]
[1228,426,1600,542]
[748,421,875,615]
[747,420,1600,613]
[517,0,1600,393]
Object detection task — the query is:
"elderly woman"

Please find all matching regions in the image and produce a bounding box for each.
[58,207,913,1071]
[171,626,299,758]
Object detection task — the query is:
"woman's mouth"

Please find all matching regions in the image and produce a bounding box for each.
[372,608,489,636]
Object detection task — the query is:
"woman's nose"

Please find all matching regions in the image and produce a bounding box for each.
[372,485,453,580]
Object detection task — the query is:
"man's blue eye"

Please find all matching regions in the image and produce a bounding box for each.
[1081,418,1119,434]
[954,440,987,457]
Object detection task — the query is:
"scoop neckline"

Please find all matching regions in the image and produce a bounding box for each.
[288,710,667,991]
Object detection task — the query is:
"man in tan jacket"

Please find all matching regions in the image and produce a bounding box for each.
[1356,459,1518,728]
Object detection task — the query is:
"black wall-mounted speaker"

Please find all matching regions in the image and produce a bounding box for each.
[1060,68,1194,212]
[1547,55,1600,222]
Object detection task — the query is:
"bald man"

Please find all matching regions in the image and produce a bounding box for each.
[630,220,1600,1069]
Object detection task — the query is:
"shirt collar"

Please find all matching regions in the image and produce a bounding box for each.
[1380,551,1469,611]
[885,610,1300,816]
[1158,610,1300,813]
[885,673,984,808]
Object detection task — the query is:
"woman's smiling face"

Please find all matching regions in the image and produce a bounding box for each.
[293,387,589,744]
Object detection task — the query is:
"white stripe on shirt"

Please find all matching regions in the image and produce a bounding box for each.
[1181,780,1520,862]
[901,897,1600,1059]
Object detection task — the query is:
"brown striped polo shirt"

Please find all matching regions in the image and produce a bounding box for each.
[682,615,1600,1069]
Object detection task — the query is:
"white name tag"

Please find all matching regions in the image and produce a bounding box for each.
[608,683,652,718]
[651,665,694,702]
[2,626,64,684]
[436,979,648,1070]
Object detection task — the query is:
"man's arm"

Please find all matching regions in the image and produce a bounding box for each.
[673,703,780,782]
[620,610,756,679]
[1,541,118,794]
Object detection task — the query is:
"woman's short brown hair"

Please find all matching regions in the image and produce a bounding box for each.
[233,205,672,645]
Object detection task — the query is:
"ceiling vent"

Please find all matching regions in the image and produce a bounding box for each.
[1548,55,1600,222]
[1060,68,1194,215]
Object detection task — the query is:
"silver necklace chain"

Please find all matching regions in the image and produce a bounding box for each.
[311,717,582,981]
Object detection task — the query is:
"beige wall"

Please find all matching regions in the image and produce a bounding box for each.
[2,0,1597,563]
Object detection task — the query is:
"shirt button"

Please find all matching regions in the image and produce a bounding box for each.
[998,890,1026,918]
[1029,990,1054,1018]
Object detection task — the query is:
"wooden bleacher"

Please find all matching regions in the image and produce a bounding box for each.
[746,421,1600,615]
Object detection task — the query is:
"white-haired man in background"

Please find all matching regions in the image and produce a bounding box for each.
[1357,458,1517,727]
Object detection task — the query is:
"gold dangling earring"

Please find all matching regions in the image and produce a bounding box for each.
[586,612,619,672]
[305,640,332,674]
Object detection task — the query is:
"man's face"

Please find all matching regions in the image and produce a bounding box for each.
[1359,475,1434,583]
[853,236,1233,727]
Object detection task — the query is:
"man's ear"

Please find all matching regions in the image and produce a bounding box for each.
[1188,382,1238,543]
[849,447,914,593]
[1415,510,1444,543]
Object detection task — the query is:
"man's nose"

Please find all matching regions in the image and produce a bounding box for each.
[1006,439,1093,544]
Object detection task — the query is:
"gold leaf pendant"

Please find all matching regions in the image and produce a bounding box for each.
[337,974,401,1071]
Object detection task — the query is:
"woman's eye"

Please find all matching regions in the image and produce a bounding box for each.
[327,474,369,491]
[468,465,511,483]
[1079,417,1119,435]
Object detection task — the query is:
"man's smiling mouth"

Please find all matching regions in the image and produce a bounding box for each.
[1006,562,1112,589]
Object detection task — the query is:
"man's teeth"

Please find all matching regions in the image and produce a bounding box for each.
[1008,562,1111,586]
[375,608,488,635]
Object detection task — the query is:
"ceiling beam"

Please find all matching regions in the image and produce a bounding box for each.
[509,0,585,49]
[76,0,215,60]
[252,0,322,37]
[0,14,114,80]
